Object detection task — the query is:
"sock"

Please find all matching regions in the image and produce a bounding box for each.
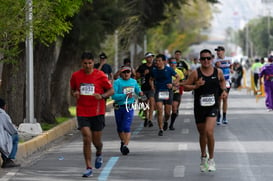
[87,166,92,169]
[170,113,177,126]
[223,112,226,119]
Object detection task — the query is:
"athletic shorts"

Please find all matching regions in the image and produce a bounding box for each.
[173,92,181,102]
[194,106,218,124]
[143,90,155,98]
[77,115,105,131]
[155,90,173,105]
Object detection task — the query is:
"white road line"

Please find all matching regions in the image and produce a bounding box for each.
[184,118,191,123]
[1,171,17,181]
[181,128,189,134]
[173,165,185,177]
[178,143,188,151]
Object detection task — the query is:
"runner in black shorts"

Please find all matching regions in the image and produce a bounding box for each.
[150,54,180,136]
[77,115,105,131]
[182,49,227,172]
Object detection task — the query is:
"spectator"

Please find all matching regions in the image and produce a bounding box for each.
[0,98,20,168]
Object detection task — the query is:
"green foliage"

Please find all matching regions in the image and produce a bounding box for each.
[146,0,212,54]
[0,0,86,62]
[235,16,273,57]
[41,116,69,131]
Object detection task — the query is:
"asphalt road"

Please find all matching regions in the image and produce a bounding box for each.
[1,88,273,181]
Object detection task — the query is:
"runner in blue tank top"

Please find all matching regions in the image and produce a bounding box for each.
[214,46,233,125]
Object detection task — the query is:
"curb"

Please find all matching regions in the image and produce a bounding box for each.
[16,100,114,162]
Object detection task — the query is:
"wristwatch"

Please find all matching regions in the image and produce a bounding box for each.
[222,88,228,92]
[101,94,106,99]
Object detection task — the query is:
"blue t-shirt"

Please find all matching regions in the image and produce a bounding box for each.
[112,78,141,105]
[214,56,232,80]
[151,66,177,91]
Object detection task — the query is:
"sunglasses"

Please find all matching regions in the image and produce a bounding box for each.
[122,70,131,74]
[200,57,212,61]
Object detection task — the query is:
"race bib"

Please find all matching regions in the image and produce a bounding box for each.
[225,80,231,88]
[159,91,169,100]
[200,94,215,107]
[80,83,95,95]
[123,87,134,94]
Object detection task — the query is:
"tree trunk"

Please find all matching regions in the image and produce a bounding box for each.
[33,43,58,124]
[0,51,25,126]
[50,33,81,117]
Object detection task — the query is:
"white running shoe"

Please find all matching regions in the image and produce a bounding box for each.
[208,158,216,172]
[200,157,208,172]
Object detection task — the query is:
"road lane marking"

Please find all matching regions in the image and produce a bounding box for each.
[173,165,185,177]
[181,128,189,134]
[98,157,119,181]
[178,144,188,150]
[0,170,18,181]
[132,123,143,136]
[184,118,191,123]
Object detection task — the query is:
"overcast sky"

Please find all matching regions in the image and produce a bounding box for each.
[209,0,269,39]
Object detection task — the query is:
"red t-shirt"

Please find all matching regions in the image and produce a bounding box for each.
[70,69,112,117]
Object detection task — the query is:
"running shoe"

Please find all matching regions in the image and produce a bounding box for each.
[121,145,130,155]
[158,130,163,136]
[222,118,228,124]
[120,141,124,153]
[216,117,221,125]
[144,119,148,127]
[148,120,153,127]
[163,121,168,131]
[95,156,103,169]
[200,157,208,172]
[169,125,175,130]
[208,158,216,172]
[82,168,93,177]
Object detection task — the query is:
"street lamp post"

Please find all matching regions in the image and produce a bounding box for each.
[18,0,42,135]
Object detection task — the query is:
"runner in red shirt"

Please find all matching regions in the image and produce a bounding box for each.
[70,52,114,177]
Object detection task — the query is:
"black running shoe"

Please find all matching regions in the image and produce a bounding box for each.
[120,141,124,153]
[158,130,163,136]
[144,119,148,127]
[163,121,168,131]
[121,145,130,155]
[148,120,153,127]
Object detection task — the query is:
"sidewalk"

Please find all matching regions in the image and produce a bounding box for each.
[0,101,114,166]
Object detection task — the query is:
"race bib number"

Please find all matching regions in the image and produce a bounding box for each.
[200,94,215,107]
[159,91,169,100]
[225,80,231,88]
[80,83,95,95]
[123,87,134,94]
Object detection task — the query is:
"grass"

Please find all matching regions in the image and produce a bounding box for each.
[41,106,76,131]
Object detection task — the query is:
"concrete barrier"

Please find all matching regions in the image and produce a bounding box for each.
[16,100,114,162]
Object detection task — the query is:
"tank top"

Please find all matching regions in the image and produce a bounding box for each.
[194,67,220,108]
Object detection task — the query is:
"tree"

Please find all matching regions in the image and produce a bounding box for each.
[146,0,213,54]
[235,17,273,57]
[0,0,218,126]
[0,0,87,125]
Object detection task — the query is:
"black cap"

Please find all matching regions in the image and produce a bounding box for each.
[215,46,225,51]
[0,98,6,108]
[99,52,107,59]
